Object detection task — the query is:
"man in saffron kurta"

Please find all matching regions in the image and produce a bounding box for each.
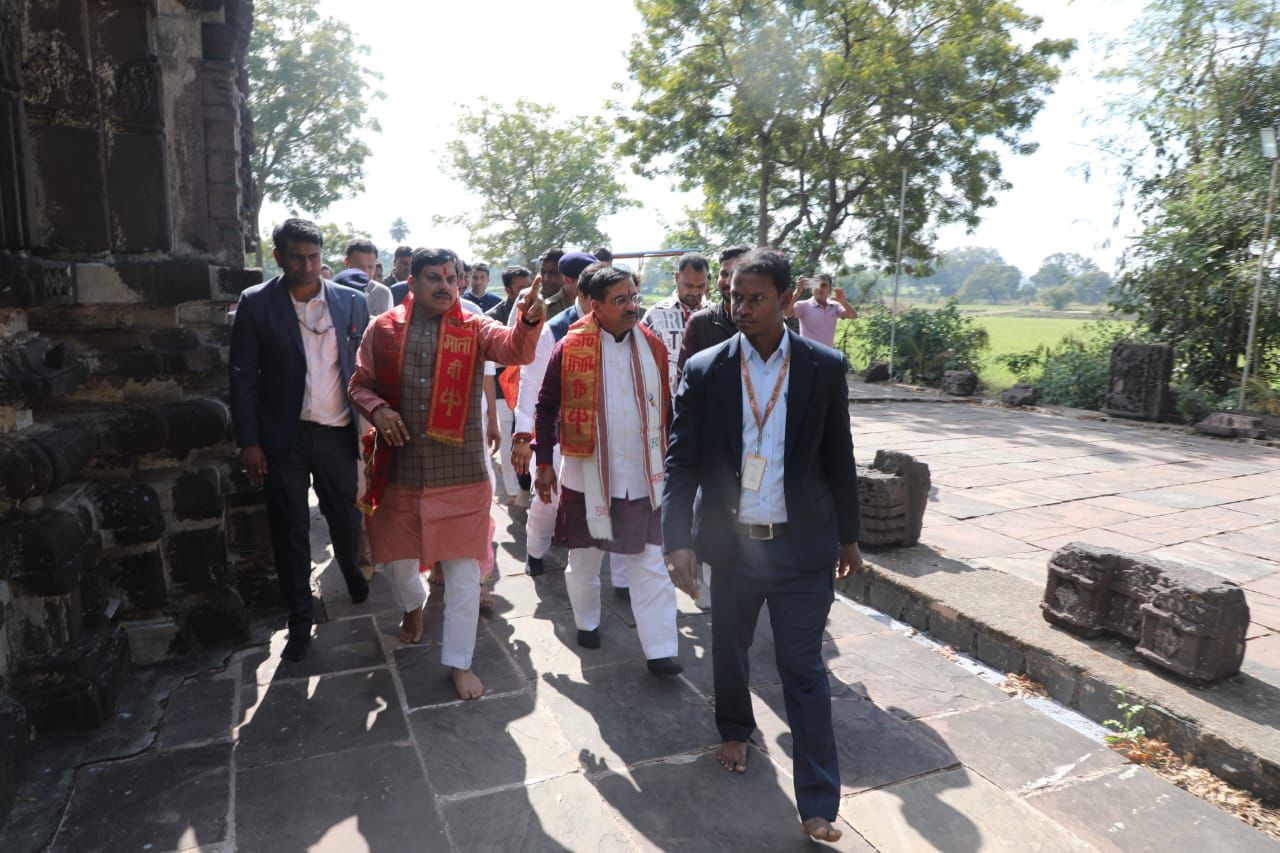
[349,248,545,701]
[534,267,682,676]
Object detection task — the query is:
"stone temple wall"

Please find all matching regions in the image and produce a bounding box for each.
[0,0,268,808]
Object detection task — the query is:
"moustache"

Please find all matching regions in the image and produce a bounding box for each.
[433,290,452,299]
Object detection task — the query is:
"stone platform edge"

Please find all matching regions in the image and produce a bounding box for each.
[836,549,1280,805]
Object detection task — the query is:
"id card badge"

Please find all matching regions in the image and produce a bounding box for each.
[742,454,767,491]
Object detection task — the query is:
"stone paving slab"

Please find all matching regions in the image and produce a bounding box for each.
[592,749,875,852]
[16,459,1280,852]
[236,668,408,769]
[156,676,236,749]
[1026,765,1278,852]
[841,767,1093,852]
[441,771,637,853]
[50,742,231,853]
[909,700,1126,793]
[235,742,448,852]
[409,691,579,797]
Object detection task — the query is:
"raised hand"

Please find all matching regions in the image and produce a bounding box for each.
[521,274,546,322]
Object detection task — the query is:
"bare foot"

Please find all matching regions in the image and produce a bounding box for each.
[427,563,444,586]
[451,667,484,701]
[398,606,423,644]
[717,740,748,774]
[801,817,843,844]
[479,582,494,612]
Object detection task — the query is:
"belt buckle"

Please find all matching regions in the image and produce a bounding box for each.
[749,523,773,541]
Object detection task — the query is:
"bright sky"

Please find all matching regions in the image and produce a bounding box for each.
[266,0,1148,277]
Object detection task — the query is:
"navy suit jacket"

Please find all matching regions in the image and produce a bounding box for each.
[228,275,369,457]
[662,329,860,570]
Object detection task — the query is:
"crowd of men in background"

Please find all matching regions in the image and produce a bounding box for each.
[229,220,862,844]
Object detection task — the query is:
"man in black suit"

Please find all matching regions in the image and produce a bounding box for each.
[230,218,371,662]
[663,247,861,844]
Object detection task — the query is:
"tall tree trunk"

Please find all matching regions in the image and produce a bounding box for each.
[755,133,772,247]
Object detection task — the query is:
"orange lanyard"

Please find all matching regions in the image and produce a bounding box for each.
[741,345,790,453]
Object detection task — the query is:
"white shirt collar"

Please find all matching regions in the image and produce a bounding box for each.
[740,328,790,365]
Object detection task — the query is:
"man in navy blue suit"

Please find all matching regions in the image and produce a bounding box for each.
[663,247,861,844]
[230,218,371,662]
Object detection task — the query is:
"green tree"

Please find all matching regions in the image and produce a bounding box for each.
[1069,269,1114,305]
[619,1,1073,269]
[246,0,382,263]
[439,99,636,265]
[921,247,1006,296]
[1109,0,1280,393]
[389,217,410,244]
[1040,285,1075,310]
[1031,252,1098,290]
[958,264,1023,303]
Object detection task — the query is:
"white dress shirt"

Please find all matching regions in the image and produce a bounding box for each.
[738,331,789,523]
[293,289,350,426]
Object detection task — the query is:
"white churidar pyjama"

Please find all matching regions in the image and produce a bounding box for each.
[565,544,677,660]
[382,557,480,670]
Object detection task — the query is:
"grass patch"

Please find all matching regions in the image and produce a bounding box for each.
[975,316,1115,390]
[836,305,1132,391]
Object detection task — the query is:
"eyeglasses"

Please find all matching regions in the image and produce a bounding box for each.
[606,293,645,308]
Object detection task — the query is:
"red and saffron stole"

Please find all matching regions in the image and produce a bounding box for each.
[357,293,480,514]
[560,316,603,458]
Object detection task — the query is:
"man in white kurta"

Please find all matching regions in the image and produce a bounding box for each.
[534,267,680,675]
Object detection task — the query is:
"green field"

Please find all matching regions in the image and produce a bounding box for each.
[973,316,1105,389]
[835,302,1125,391]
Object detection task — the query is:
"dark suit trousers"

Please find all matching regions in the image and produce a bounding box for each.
[711,535,839,822]
[263,422,367,636]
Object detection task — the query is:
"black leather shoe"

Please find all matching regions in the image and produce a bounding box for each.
[281,634,310,662]
[613,586,631,602]
[525,556,545,577]
[577,628,601,649]
[646,657,683,677]
[350,584,370,604]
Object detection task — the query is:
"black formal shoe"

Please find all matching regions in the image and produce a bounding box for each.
[646,657,683,677]
[525,556,545,577]
[613,586,631,602]
[281,634,311,662]
[350,584,370,604]
[577,628,601,649]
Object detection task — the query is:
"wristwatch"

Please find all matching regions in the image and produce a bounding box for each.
[513,432,533,444]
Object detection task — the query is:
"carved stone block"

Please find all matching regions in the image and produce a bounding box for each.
[1103,342,1173,421]
[940,369,979,396]
[85,481,164,545]
[0,336,88,405]
[856,450,931,548]
[1042,543,1248,683]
